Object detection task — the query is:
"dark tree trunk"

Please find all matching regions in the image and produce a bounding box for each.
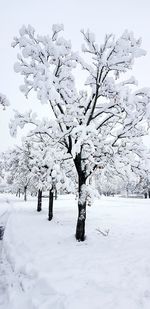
[76,196,86,241]
[48,188,53,221]
[148,190,150,198]
[0,226,5,240]
[75,155,86,241]
[37,189,42,212]
[24,186,27,201]
[144,192,148,199]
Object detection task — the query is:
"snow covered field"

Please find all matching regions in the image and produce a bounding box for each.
[0,194,150,309]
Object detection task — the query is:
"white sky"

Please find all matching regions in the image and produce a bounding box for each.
[0,0,150,151]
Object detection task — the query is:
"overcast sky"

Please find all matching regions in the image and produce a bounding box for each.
[0,0,150,151]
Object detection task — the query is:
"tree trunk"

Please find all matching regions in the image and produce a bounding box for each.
[24,186,27,201]
[37,189,42,212]
[148,190,150,199]
[18,188,21,198]
[48,188,53,221]
[74,154,87,242]
[144,192,148,199]
[76,198,86,241]
[75,173,86,241]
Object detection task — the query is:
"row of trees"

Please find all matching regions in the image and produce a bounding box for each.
[0,133,150,236]
[1,132,150,209]
[1,136,76,219]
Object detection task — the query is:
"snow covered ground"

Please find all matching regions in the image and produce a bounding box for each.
[0,194,150,309]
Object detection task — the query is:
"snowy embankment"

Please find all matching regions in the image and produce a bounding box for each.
[0,194,150,309]
[0,195,11,218]
[0,195,12,242]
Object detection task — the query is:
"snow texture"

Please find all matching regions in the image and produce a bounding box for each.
[0,194,150,309]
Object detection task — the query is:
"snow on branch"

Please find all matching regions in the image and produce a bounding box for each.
[81,29,146,76]
[0,93,9,109]
[9,109,58,141]
[9,110,38,137]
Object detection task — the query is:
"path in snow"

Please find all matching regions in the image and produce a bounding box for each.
[0,196,34,309]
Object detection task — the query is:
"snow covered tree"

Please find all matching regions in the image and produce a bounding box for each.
[134,166,150,198]
[27,134,76,218]
[26,133,76,215]
[12,24,150,240]
[95,137,150,196]
[4,142,33,200]
[26,136,62,219]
